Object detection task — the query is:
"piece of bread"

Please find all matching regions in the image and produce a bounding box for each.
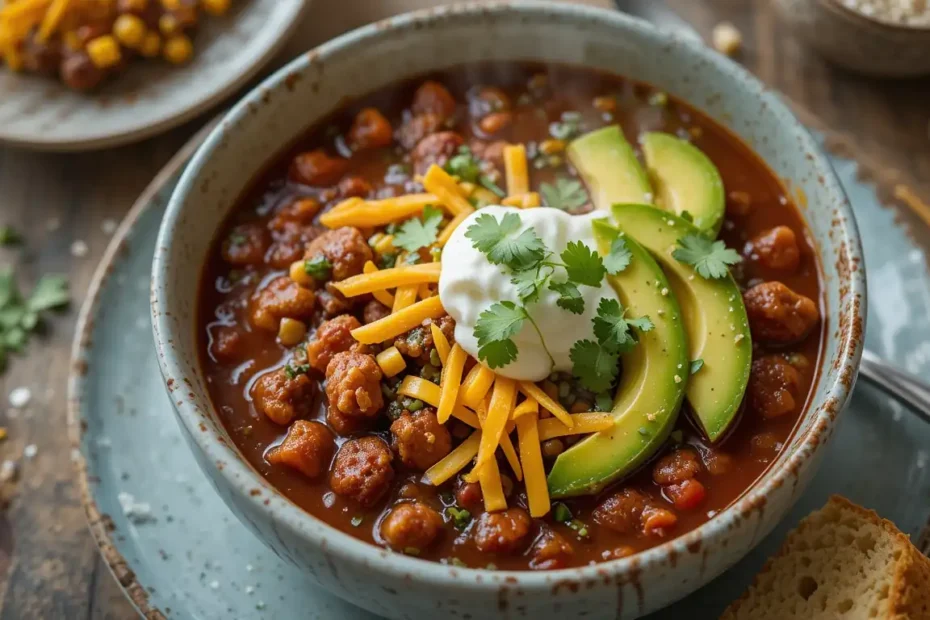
[721,495,930,619]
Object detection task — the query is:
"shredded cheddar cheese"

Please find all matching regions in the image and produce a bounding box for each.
[475,377,517,469]
[537,413,614,441]
[422,165,475,217]
[437,344,467,424]
[519,381,574,428]
[362,261,395,307]
[503,144,529,197]
[350,296,445,344]
[516,411,549,517]
[430,323,451,364]
[397,375,479,429]
[319,193,442,228]
[334,262,441,298]
[498,423,523,482]
[392,285,418,313]
[512,397,539,419]
[461,365,496,408]
[476,457,507,512]
[437,210,471,247]
[37,0,69,42]
[423,431,481,486]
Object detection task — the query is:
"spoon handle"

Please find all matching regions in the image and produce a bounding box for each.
[859,349,930,425]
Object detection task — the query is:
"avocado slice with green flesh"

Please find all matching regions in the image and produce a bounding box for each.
[642,132,726,237]
[546,220,689,498]
[567,125,653,208]
[612,204,751,441]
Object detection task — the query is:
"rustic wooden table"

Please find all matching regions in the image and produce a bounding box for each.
[0,0,928,616]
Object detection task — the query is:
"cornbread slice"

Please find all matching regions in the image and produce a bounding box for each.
[722,496,930,619]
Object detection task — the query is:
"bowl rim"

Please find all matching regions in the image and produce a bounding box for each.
[821,0,930,33]
[153,0,866,591]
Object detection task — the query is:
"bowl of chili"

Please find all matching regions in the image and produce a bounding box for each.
[151,3,865,618]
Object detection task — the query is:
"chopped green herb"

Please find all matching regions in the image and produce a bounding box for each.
[446,506,472,530]
[0,268,70,373]
[592,298,654,355]
[444,147,482,183]
[380,252,398,268]
[303,255,332,281]
[0,226,21,247]
[603,237,632,275]
[283,363,310,379]
[570,340,619,393]
[350,515,364,527]
[690,359,705,375]
[549,111,582,141]
[539,178,588,212]
[552,502,573,523]
[406,399,424,412]
[429,348,442,367]
[568,519,590,538]
[672,234,742,279]
[393,205,443,253]
[465,212,545,270]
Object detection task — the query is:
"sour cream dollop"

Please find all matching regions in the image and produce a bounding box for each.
[439,206,621,382]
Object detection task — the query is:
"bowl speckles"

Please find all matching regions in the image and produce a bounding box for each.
[151,3,865,618]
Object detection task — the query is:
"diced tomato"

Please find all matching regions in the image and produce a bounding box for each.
[642,508,678,536]
[665,479,707,511]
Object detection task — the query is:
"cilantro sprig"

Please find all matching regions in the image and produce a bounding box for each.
[672,234,741,279]
[465,212,545,269]
[571,298,653,392]
[0,269,70,372]
[393,205,443,253]
[540,178,588,212]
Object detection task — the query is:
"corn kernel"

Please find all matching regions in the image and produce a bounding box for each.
[201,0,231,15]
[163,34,193,64]
[139,32,162,58]
[158,14,179,36]
[376,346,407,378]
[539,139,565,156]
[86,35,122,69]
[374,234,395,255]
[113,14,147,49]
[289,260,314,287]
[712,21,742,57]
[278,318,307,346]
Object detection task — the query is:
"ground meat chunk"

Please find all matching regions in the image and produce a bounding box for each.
[338,175,373,199]
[390,409,452,471]
[529,529,574,570]
[303,227,372,281]
[325,351,383,420]
[664,479,707,511]
[209,325,243,363]
[743,281,820,344]
[746,226,801,273]
[455,481,483,512]
[250,276,316,331]
[396,113,445,150]
[362,299,391,324]
[748,355,802,419]
[251,369,316,425]
[469,139,507,173]
[290,149,349,187]
[652,448,703,486]
[22,32,62,75]
[269,198,322,233]
[60,51,106,91]
[593,488,649,535]
[266,421,335,479]
[306,315,361,373]
[329,436,394,507]
[411,81,457,118]
[411,131,465,175]
[316,283,353,318]
[380,502,444,552]
[348,108,393,151]
[473,508,532,554]
[702,448,734,476]
[222,223,271,266]
[394,316,455,363]
[468,86,511,118]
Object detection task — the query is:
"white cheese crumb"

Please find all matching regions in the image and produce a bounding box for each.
[70,240,89,258]
[660,287,669,296]
[118,491,155,524]
[9,387,31,408]
[734,334,745,343]
[101,218,118,235]
[674,375,682,384]
[23,444,37,459]
[712,22,742,56]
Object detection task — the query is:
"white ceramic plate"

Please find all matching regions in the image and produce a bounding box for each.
[0,0,307,151]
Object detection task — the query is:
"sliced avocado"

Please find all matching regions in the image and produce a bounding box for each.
[547,220,688,498]
[612,204,751,441]
[567,125,653,209]
[642,132,726,237]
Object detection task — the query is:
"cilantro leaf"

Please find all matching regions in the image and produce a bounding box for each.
[465,212,545,270]
[539,178,589,211]
[393,205,443,253]
[561,241,606,287]
[444,147,481,183]
[672,234,741,279]
[27,275,69,312]
[303,255,332,281]
[474,301,527,368]
[690,359,704,375]
[511,266,550,304]
[549,280,584,314]
[570,339,619,393]
[592,298,652,353]
[603,236,632,275]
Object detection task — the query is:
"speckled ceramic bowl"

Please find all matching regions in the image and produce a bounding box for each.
[152,3,866,618]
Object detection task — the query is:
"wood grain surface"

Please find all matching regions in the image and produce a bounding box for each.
[0,0,928,617]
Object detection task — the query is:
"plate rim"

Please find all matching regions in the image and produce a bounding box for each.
[0,0,309,152]
[66,120,217,618]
